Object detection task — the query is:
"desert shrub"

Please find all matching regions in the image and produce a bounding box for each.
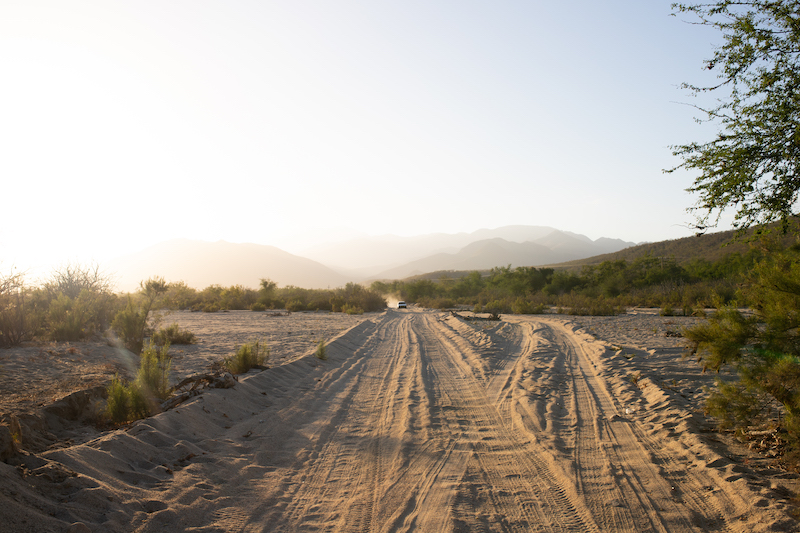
[684,304,757,371]
[482,300,507,320]
[47,293,85,341]
[106,341,172,424]
[286,299,306,312]
[315,339,327,360]
[220,284,258,310]
[329,295,345,312]
[161,281,200,310]
[111,277,168,354]
[225,339,269,374]
[0,270,28,347]
[106,375,131,424]
[137,341,172,400]
[44,262,111,299]
[151,323,196,346]
[685,242,800,452]
[705,373,778,434]
[484,299,510,319]
[31,263,117,342]
[659,305,676,317]
[46,289,115,342]
[112,296,145,348]
[250,302,267,312]
[342,304,364,315]
[112,297,150,354]
[512,298,547,315]
[417,296,454,310]
[105,375,151,424]
[557,294,623,316]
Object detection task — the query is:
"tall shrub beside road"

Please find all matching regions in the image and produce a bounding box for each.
[112,277,168,354]
[671,1,800,452]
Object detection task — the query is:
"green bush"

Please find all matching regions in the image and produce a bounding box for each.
[250,302,267,312]
[512,298,547,315]
[315,339,327,360]
[111,277,168,354]
[105,341,172,425]
[106,375,131,424]
[286,299,306,312]
[224,339,269,374]
[112,297,150,354]
[105,375,150,424]
[47,290,115,342]
[684,242,800,454]
[137,341,172,400]
[484,299,509,320]
[151,323,196,346]
[0,270,28,347]
[659,305,676,317]
[38,263,116,342]
[342,303,364,315]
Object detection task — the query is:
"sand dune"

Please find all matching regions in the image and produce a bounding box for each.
[1,309,798,532]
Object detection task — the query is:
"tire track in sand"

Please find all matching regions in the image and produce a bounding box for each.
[532,319,742,532]
[408,313,599,532]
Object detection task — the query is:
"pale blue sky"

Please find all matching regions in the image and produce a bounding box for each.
[1,1,725,275]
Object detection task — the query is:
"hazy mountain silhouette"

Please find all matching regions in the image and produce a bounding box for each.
[107,227,636,291]
[107,239,350,292]
[300,225,625,274]
[370,230,636,280]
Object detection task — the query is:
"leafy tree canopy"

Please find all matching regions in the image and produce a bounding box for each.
[669,1,800,232]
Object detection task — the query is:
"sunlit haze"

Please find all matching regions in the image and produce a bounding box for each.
[1,1,724,281]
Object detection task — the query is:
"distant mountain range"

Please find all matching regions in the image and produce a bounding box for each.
[107,226,638,291]
[107,239,350,292]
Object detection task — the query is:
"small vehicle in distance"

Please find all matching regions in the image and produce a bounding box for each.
[397,301,407,309]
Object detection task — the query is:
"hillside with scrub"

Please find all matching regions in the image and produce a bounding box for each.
[376,229,798,317]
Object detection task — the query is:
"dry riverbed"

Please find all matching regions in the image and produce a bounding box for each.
[0,308,797,532]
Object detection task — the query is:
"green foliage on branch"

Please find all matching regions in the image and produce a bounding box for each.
[669,0,800,232]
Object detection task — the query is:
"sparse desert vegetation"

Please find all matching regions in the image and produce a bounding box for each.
[373,244,767,316]
[224,339,270,374]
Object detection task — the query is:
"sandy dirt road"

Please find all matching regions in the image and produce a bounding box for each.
[3,309,796,532]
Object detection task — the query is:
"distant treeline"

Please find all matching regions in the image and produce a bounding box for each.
[0,244,772,349]
[160,279,386,314]
[373,249,762,316]
[0,266,385,349]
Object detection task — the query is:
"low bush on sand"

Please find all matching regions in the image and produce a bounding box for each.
[106,375,150,425]
[225,339,269,374]
[111,277,168,354]
[315,339,327,360]
[105,341,172,424]
[137,341,172,401]
[151,323,196,346]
